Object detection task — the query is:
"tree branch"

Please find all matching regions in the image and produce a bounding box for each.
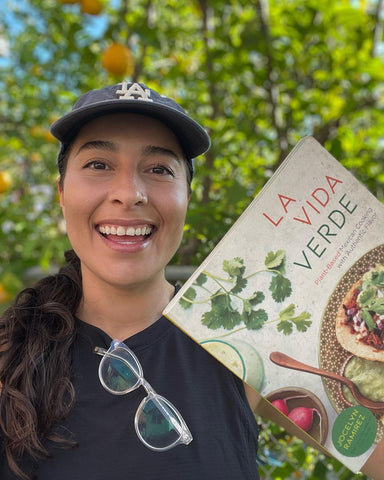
[372,0,384,57]
[178,0,217,263]
[255,0,289,167]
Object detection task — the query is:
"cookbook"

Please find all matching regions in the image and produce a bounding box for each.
[163,136,384,472]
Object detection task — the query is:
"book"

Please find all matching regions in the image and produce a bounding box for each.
[163,136,384,473]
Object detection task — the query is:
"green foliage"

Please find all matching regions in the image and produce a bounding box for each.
[257,417,369,479]
[180,251,311,335]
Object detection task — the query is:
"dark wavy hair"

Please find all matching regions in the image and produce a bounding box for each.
[0,250,82,479]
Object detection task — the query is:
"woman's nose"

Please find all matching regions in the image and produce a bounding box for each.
[109,171,148,207]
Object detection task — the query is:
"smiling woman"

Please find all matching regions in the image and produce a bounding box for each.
[0,82,261,480]
[58,113,190,312]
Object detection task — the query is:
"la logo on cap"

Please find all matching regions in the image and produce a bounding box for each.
[116,82,153,102]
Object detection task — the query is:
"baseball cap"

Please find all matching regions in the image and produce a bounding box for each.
[50,82,211,161]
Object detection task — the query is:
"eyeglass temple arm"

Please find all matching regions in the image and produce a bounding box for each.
[94,346,108,356]
[94,347,130,361]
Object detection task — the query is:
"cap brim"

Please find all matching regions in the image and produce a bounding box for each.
[50,99,210,159]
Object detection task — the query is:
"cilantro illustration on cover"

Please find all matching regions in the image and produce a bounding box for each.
[163,136,384,473]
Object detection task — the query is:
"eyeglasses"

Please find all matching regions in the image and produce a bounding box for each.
[94,339,193,451]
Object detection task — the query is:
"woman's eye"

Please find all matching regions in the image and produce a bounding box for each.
[151,164,174,176]
[84,161,109,170]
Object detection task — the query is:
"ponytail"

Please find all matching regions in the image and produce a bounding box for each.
[0,250,82,479]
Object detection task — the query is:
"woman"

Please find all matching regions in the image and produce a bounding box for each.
[0,82,260,479]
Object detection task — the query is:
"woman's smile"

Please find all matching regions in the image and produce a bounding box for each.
[98,224,153,237]
[96,220,154,250]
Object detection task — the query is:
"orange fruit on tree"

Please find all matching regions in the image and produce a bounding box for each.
[0,284,11,304]
[30,125,45,138]
[43,129,57,143]
[0,171,12,194]
[30,153,42,163]
[81,0,103,14]
[102,43,134,76]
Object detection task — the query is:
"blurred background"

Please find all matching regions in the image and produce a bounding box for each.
[0,0,383,477]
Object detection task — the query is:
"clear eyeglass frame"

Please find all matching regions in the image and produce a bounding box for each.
[94,339,193,451]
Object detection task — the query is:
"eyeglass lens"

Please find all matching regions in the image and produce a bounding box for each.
[136,396,184,449]
[100,352,141,393]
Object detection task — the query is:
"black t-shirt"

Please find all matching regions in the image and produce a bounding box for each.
[0,316,260,479]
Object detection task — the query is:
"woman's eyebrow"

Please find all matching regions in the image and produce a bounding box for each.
[76,140,118,155]
[142,145,181,161]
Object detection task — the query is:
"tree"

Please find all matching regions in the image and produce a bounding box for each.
[0,0,383,291]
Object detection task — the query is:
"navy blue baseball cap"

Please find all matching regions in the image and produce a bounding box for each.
[50,82,211,164]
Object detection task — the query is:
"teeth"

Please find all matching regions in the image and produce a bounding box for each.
[99,225,152,237]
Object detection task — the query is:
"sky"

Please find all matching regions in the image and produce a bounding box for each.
[0,0,113,66]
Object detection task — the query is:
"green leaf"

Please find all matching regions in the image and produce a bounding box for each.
[265,250,286,271]
[369,298,384,315]
[269,275,292,302]
[201,292,242,330]
[195,273,208,286]
[202,306,242,330]
[222,257,245,278]
[243,308,268,330]
[312,461,327,478]
[278,303,296,320]
[230,276,247,294]
[358,285,376,307]
[361,309,376,331]
[370,271,384,287]
[179,287,197,309]
[248,291,265,306]
[243,299,252,314]
[277,320,293,335]
[291,312,312,332]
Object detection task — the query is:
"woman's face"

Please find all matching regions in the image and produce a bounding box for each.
[59,113,190,291]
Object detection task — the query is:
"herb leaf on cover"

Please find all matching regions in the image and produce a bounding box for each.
[179,250,311,336]
[357,269,384,331]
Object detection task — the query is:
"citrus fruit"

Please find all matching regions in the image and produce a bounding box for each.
[81,0,103,14]
[30,153,42,163]
[30,125,45,138]
[101,43,134,76]
[43,130,57,143]
[0,284,11,304]
[0,171,12,194]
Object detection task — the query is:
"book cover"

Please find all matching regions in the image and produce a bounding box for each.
[163,136,384,472]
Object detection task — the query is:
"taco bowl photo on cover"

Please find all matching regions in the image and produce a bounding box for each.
[334,262,384,412]
[315,246,384,448]
[336,264,384,363]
